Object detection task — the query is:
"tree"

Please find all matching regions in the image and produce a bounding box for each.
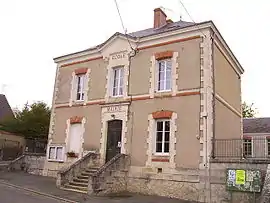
[0,101,51,139]
[242,102,257,118]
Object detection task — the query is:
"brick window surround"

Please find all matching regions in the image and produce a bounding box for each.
[75,68,88,75]
[155,51,173,60]
[152,110,173,119]
[70,116,83,124]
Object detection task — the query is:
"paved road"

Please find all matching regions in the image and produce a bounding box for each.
[0,183,63,203]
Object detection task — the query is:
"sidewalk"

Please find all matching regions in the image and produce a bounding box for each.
[0,171,196,203]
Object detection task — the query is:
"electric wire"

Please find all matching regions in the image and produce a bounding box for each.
[113,0,134,50]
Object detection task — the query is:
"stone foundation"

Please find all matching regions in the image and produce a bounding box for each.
[9,153,46,175]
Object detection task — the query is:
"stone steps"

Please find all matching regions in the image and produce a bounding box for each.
[62,166,99,194]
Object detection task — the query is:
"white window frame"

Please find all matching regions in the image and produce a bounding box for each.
[47,146,65,162]
[111,66,124,97]
[243,139,253,157]
[76,74,85,101]
[154,119,170,155]
[267,138,270,157]
[156,59,172,92]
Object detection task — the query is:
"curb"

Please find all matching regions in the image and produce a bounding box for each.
[0,180,78,203]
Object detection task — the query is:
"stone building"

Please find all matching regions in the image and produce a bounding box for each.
[43,8,244,202]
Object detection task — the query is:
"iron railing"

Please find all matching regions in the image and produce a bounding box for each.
[25,138,47,154]
[212,138,270,159]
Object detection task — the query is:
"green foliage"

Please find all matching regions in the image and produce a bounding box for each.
[0,101,51,139]
[242,102,257,118]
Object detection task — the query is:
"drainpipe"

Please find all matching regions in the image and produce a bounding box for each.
[127,47,138,158]
[211,31,216,159]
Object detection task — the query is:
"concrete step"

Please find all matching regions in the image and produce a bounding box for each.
[64,183,88,192]
[81,171,96,176]
[77,173,90,180]
[73,177,88,183]
[69,181,88,187]
[61,186,87,194]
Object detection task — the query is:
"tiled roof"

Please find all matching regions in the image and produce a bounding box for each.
[0,94,14,122]
[128,20,195,38]
[54,20,203,60]
[243,118,270,134]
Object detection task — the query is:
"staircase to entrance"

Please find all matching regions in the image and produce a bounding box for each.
[57,152,129,195]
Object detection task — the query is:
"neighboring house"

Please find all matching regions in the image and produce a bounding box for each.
[43,8,243,200]
[0,94,24,160]
[243,117,270,158]
[0,94,14,122]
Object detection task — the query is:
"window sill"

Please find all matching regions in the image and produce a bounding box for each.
[47,159,64,163]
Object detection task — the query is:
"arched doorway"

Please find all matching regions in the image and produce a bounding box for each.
[106,120,122,162]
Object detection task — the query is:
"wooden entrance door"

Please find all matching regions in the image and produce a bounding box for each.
[106,120,122,162]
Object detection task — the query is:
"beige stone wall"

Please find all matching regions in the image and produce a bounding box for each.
[53,105,101,151]
[214,44,241,112]
[129,37,201,96]
[128,95,200,169]
[55,58,106,104]
[215,99,241,139]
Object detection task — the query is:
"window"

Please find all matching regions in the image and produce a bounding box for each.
[243,139,252,157]
[157,59,172,91]
[267,139,270,156]
[69,124,82,154]
[48,146,64,161]
[155,120,170,154]
[112,67,124,96]
[76,74,85,101]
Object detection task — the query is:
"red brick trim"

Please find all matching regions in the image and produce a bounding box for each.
[138,36,201,50]
[70,116,83,124]
[266,136,270,140]
[152,110,173,119]
[61,56,103,68]
[75,68,88,75]
[155,51,173,60]
[54,91,200,109]
[152,158,169,162]
[176,91,200,96]
[243,136,252,140]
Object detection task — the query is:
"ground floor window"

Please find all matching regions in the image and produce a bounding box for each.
[48,146,64,161]
[155,120,170,155]
[267,139,270,156]
[243,139,252,157]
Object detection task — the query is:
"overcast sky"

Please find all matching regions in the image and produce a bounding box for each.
[0,0,269,116]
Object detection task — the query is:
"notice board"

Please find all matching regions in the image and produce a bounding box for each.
[226,169,262,193]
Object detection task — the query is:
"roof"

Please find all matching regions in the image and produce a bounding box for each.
[54,20,197,60]
[0,94,14,122]
[243,118,270,134]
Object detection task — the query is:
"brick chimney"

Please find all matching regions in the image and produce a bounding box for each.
[154,8,167,28]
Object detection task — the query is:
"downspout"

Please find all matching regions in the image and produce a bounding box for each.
[211,31,216,159]
[127,46,138,157]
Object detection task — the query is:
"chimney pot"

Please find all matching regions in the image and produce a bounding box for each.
[154,8,167,28]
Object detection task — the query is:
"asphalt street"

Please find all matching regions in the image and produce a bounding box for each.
[0,183,63,203]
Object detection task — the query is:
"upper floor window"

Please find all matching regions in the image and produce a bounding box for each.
[243,139,252,157]
[157,59,172,92]
[112,66,124,96]
[76,74,85,101]
[155,120,170,155]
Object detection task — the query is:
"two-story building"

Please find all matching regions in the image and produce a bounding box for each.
[43,8,244,202]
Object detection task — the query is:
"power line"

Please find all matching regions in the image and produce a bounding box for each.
[178,0,207,37]
[113,0,134,50]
